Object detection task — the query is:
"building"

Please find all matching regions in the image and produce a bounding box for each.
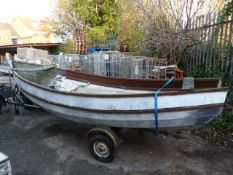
[0,43,60,56]
[0,16,53,45]
[0,23,18,45]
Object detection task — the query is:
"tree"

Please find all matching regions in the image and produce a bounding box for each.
[116,0,146,53]
[51,0,86,37]
[135,0,224,64]
[58,38,75,54]
[51,0,119,54]
[221,0,233,19]
[50,0,87,53]
[72,0,119,45]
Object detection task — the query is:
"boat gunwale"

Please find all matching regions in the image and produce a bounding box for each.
[66,70,220,82]
[13,69,228,98]
[66,70,221,91]
[21,88,224,114]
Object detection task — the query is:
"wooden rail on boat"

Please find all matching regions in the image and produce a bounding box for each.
[66,70,219,91]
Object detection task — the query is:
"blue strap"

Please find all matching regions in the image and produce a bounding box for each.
[154,77,174,134]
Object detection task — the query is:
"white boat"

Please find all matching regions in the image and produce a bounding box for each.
[12,63,228,129]
[12,61,228,162]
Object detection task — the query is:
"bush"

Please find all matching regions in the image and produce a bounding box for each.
[187,68,233,132]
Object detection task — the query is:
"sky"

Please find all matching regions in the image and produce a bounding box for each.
[0,0,55,22]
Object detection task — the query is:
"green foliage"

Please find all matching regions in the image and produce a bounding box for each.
[188,67,233,132]
[120,20,145,53]
[208,79,233,131]
[88,26,108,44]
[72,0,119,44]
[221,0,233,20]
[186,65,225,79]
[52,0,119,45]
[188,1,233,132]
[58,38,74,54]
[116,0,146,53]
[212,0,233,40]
[72,0,118,27]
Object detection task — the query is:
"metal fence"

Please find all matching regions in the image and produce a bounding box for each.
[183,12,233,76]
[48,52,167,79]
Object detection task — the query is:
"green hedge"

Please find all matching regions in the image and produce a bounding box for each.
[187,68,233,132]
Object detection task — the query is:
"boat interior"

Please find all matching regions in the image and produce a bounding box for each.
[13,61,222,94]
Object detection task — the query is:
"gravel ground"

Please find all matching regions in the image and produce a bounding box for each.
[0,106,233,175]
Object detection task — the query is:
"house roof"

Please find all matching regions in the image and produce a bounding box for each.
[13,16,41,31]
[0,23,19,36]
[0,23,11,30]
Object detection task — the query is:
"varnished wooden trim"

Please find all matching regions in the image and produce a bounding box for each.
[66,70,220,91]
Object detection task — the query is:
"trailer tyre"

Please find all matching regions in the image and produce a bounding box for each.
[88,133,115,163]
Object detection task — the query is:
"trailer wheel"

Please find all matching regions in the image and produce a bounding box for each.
[88,133,115,163]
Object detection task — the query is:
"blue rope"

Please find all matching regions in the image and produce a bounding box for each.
[154,77,174,134]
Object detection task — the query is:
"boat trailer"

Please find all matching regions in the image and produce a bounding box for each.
[0,76,39,115]
[0,77,122,162]
[87,126,122,162]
